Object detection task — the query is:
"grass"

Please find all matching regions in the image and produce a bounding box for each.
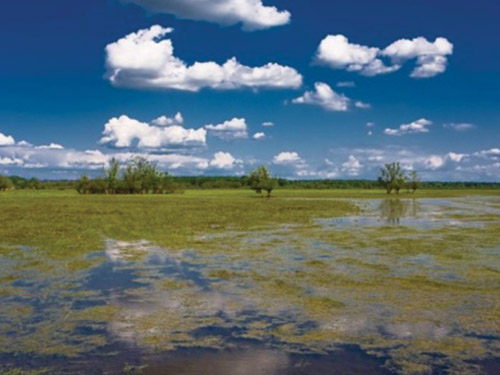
[0,189,360,257]
[1,188,498,256]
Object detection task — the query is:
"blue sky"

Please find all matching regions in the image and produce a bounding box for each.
[0,0,499,180]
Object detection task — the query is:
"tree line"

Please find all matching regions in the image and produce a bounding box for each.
[2,161,500,192]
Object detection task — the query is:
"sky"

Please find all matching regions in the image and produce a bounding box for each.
[0,0,499,181]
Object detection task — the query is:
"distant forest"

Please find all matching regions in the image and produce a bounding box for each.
[5,175,500,191]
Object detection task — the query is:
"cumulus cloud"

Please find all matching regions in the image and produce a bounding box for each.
[152,112,184,126]
[292,82,350,112]
[316,35,453,78]
[253,132,266,140]
[384,118,432,136]
[0,132,15,146]
[209,152,240,169]
[273,151,303,165]
[262,121,274,127]
[105,25,302,92]
[443,123,476,132]
[205,118,248,139]
[100,115,207,149]
[382,37,453,78]
[341,155,362,176]
[122,0,291,31]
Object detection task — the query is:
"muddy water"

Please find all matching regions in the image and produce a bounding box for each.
[1,197,500,374]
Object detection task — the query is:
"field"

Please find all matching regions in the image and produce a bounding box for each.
[1,189,500,374]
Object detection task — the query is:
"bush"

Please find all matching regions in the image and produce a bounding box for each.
[0,175,14,191]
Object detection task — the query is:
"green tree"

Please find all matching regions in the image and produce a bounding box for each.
[394,173,407,194]
[75,175,91,194]
[122,157,164,194]
[407,170,421,193]
[0,175,14,191]
[104,158,120,194]
[248,166,278,198]
[378,162,405,194]
[26,177,42,190]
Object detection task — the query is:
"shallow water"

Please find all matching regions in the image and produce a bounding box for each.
[1,197,500,374]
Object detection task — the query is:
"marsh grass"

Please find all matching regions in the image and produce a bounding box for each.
[1,190,500,374]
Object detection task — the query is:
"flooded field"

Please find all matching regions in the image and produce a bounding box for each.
[1,195,500,374]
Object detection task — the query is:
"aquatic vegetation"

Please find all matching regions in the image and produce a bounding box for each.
[0,191,499,374]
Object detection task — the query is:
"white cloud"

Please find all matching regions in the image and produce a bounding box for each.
[253,132,266,140]
[0,132,15,146]
[292,82,350,112]
[122,0,291,31]
[100,115,207,149]
[443,123,476,132]
[384,118,432,136]
[336,81,355,88]
[273,151,303,165]
[446,152,467,163]
[316,35,382,72]
[424,155,445,170]
[341,155,362,176]
[205,118,248,139]
[316,35,453,78]
[17,140,33,147]
[354,101,371,109]
[152,112,184,126]
[105,25,302,92]
[0,156,23,166]
[262,121,274,127]
[474,148,500,159]
[209,152,240,169]
[366,122,376,127]
[37,143,64,150]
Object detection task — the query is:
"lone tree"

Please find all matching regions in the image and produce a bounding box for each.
[407,170,421,193]
[248,165,278,198]
[378,162,406,194]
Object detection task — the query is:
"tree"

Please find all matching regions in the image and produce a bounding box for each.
[75,175,91,194]
[25,177,42,190]
[248,166,278,198]
[378,162,406,194]
[394,173,407,195]
[407,170,421,193]
[0,175,14,191]
[121,157,165,194]
[104,158,120,194]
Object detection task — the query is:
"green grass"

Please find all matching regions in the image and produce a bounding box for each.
[1,188,498,257]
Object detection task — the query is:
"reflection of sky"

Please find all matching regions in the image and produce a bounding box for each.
[316,196,499,229]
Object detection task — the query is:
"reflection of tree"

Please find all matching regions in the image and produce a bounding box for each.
[378,199,421,225]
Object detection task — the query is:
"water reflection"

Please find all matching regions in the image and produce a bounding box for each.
[378,199,420,225]
[1,197,500,375]
[316,197,486,229]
